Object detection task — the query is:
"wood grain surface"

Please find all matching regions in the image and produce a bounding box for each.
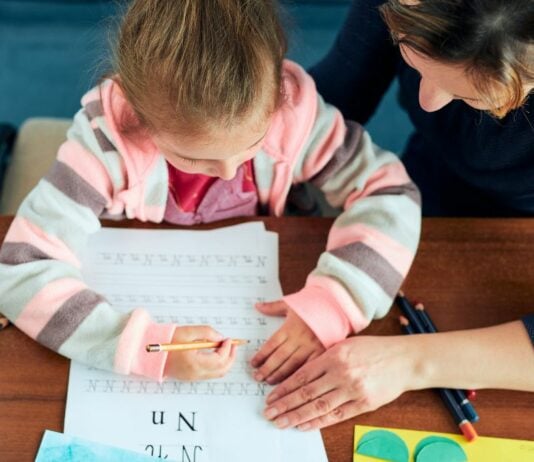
[0,216,533,461]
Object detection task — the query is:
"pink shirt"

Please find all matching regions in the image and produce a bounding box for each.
[164,160,258,225]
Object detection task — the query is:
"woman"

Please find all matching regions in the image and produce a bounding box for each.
[261,0,534,430]
[314,0,534,218]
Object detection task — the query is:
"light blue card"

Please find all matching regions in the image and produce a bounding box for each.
[35,430,172,462]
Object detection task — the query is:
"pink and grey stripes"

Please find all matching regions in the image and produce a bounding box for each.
[45,161,108,215]
[310,120,364,188]
[36,289,107,351]
[0,59,421,379]
[0,156,108,354]
[279,70,421,346]
[0,88,172,379]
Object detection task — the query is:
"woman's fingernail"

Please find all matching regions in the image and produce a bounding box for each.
[254,371,264,381]
[274,417,289,429]
[266,392,279,403]
[298,423,311,431]
[264,407,278,420]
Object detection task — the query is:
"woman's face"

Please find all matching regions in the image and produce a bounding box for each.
[399,45,496,112]
[400,44,534,113]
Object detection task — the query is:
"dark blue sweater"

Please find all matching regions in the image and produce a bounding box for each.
[310,0,534,343]
[310,0,534,218]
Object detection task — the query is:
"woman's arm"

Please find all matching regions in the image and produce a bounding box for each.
[262,320,534,430]
[414,320,534,391]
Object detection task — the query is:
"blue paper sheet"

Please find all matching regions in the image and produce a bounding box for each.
[35,430,170,462]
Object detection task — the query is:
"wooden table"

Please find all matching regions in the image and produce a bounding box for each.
[0,216,533,461]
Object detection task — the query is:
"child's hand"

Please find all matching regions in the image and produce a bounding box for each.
[251,301,325,384]
[164,326,237,381]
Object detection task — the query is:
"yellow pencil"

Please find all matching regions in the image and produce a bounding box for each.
[146,339,249,352]
[0,315,9,331]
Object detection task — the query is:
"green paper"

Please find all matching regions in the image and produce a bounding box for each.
[356,429,409,462]
[414,436,463,459]
[415,441,468,462]
[356,431,409,462]
[358,430,406,448]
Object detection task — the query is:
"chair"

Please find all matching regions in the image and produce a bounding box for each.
[0,118,70,214]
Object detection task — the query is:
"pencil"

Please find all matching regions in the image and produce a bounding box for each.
[399,315,415,335]
[0,315,9,331]
[414,302,479,423]
[398,315,479,441]
[146,339,249,352]
[438,388,478,442]
[414,301,437,332]
[396,291,427,333]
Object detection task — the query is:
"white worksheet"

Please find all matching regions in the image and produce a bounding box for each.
[64,223,328,462]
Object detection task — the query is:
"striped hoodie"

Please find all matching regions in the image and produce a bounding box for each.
[0,60,421,381]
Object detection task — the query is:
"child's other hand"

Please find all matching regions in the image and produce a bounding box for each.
[251,301,325,384]
[164,326,237,381]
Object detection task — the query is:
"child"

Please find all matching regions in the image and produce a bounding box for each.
[0,0,421,383]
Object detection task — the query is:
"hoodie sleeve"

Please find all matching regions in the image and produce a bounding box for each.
[0,84,175,380]
[280,62,421,348]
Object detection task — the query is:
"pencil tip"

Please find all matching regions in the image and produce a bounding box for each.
[398,290,405,297]
[415,302,424,310]
[399,315,409,326]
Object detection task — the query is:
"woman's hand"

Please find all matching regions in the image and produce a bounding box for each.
[262,335,418,430]
[251,300,325,384]
[262,320,534,430]
[164,325,237,381]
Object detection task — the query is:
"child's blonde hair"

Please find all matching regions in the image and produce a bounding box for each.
[112,0,287,139]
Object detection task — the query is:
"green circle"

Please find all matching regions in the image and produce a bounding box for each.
[356,430,409,462]
[414,436,462,459]
[416,441,468,462]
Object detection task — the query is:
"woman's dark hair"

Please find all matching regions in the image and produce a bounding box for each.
[380,0,534,117]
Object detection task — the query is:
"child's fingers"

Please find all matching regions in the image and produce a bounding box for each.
[264,347,311,385]
[174,325,224,343]
[195,345,230,369]
[214,338,233,358]
[255,300,288,317]
[253,342,295,382]
[250,329,287,367]
[221,344,238,373]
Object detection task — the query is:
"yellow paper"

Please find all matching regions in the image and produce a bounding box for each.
[353,425,534,462]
